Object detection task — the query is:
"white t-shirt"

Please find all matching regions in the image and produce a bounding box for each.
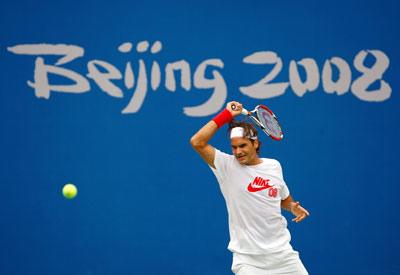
[210,149,292,254]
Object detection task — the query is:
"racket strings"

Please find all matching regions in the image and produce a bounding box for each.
[257,109,282,138]
[235,106,283,140]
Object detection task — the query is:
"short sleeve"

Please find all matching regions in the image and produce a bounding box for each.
[210,149,233,182]
[281,182,290,200]
[277,161,290,199]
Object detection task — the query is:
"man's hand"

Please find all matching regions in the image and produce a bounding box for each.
[226,101,243,117]
[290,201,310,223]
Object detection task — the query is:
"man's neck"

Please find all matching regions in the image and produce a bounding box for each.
[247,156,263,166]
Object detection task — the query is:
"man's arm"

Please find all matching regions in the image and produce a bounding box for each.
[190,121,218,168]
[190,101,242,168]
[281,195,310,223]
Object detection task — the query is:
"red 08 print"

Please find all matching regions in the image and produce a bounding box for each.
[268,188,278,198]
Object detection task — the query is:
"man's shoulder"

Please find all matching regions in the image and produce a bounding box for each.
[261,157,281,167]
[215,148,235,161]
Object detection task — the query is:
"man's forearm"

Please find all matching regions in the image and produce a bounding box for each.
[191,108,234,149]
[190,102,241,168]
[281,195,294,213]
[190,120,219,149]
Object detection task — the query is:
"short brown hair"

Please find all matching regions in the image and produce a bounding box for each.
[228,120,261,153]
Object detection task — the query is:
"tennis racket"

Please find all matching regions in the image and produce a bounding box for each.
[231,104,283,141]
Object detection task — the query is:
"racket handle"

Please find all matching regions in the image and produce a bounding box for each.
[231,104,249,115]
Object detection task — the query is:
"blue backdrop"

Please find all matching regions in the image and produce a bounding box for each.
[1,0,399,274]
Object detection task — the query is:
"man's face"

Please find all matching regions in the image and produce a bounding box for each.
[231,137,259,165]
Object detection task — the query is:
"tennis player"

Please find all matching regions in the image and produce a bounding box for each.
[190,101,309,275]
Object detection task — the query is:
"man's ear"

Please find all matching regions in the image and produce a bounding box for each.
[254,139,259,150]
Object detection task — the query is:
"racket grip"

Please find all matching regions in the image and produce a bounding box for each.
[241,108,249,115]
[231,104,249,115]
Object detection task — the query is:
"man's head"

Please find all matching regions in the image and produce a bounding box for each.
[228,121,262,165]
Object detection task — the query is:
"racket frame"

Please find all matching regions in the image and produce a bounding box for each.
[234,104,283,141]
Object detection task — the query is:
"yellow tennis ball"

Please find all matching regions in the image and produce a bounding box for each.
[62,183,78,199]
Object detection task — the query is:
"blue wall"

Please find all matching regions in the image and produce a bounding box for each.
[1,0,399,274]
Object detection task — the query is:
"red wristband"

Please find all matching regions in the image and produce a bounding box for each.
[212,109,233,128]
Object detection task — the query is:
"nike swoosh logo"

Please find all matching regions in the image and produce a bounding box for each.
[247,183,273,192]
